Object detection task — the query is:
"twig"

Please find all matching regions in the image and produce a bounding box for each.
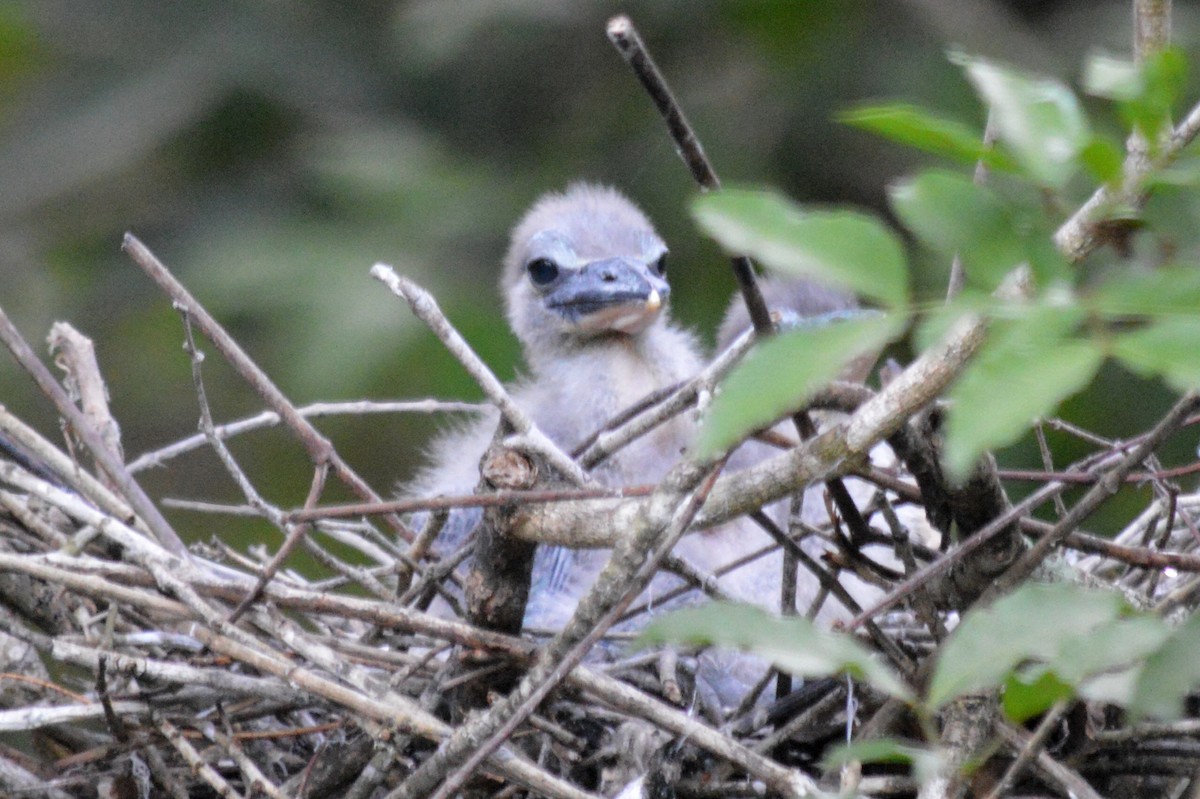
[1134,0,1172,63]
[186,624,599,799]
[606,14,875,548]
[986,391,1200,597]
[1054,90,1200,262]
[128,398,486,473]
[157,716,248,799]
[122,234,415,542]
[47,322,124,470]
[982,701,1068,799]
[502,310,988,551]
[371,264,591,487]
[172,307,331,622]
[995,721,1105,799]
[0,304,189,557]
[286,484,652,523]
[605,14,772,332]
[576,327,755,470]
[946,109,997,299]
[750,511,916,675]
[391,461,731,799]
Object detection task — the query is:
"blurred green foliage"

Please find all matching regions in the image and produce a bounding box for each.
[1,1,1198,546]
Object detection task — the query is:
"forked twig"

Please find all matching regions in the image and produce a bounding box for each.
[122,234,416,542]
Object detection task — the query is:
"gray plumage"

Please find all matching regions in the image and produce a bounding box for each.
[410,184,708,629]
[408,183,873,706]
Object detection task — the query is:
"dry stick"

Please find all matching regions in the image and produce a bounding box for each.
[606,13,875,569]
[606,15,770,329]
[128,399,486,473]
[750,511,916,675]
[851,418,1200,622]
[945,109,997,300]
[157,716,248,799]
[1054,95,1200,262]
[121,234,416,543]
[424,461,819,799]
[577,327,756,470]
[994,722,1105,799]
[505,310,987,552]
[985,391,1200,598]
[228,464,328,623]
[202,721,290,799]
[286,484,653,523]
[371,264,590,487]
[47,322,125,470]
[0,459,273,659]
[0,544,839,796]
[174,308,327,621]
[0,404,135,525]
[843,477,1066,631]
[398,460,820,796]
[982,700,1068,799]
[185,623,599,799]
[0,305,190,557]
[389,461,728,799]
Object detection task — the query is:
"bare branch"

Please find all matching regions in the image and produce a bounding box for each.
[123,234,415,542]
[0,305,189,557]
[371,263,591,487]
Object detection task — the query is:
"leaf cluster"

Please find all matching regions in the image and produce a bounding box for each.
[693,50,1198,478]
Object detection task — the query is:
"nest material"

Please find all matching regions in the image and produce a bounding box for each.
[3,259,1200,799]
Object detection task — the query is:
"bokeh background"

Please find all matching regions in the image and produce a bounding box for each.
[2,0,1197,546]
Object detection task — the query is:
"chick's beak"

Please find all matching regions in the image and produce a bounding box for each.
[545,257,669,334]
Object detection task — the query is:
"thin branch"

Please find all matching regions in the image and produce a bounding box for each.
[576,327,755,470]
[605,15,772,338]
[390,461,732,799]
[1134,0,1172,62]
[0,304,189,557]
[986,391,1200,596]
[371,263,591,487]
[946,109,998,300]
[122,234,415,542]
[128,398,486,473]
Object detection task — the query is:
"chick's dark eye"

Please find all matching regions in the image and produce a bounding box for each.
[652,252,668,276]
[526,258,559,287]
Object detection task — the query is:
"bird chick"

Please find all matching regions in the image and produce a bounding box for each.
[410,183,705,630]
[409,184,878,709]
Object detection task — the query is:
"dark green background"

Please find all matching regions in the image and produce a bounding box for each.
[1,1,1195,548]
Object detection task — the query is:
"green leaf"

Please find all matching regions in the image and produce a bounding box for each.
[912,292,992,353]
[1003,667,1075,722]
[1111,317,1200,392]
[1131,612,1200,720]
[696,312,904,458]
[1080,136,1125,185]
[929,583,1125,708]
[692,189,909,309]
[1000,615,1170,722]
[638,602,913,701]
[823,738,934,769]
[1091,265,1200,317]
[838,103,1016,170]
[1083,54,1142,101]
[943,305,1101,479]
[1085,50,1186,144]
[1054,615,1172,684]
[961,56,1089,188]
[889,170,1025,290]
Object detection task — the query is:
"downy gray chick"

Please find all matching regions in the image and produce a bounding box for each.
[409,183,863,705]
[411,183,705,631]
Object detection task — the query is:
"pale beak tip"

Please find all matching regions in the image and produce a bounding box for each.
[646,289,661,311]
